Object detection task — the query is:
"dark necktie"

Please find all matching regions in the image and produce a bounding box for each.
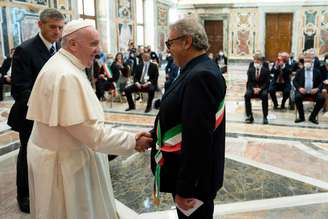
[256,68,260,81]
[49,45,56,56]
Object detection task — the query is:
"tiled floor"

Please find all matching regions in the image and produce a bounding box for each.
[1,63,328,218]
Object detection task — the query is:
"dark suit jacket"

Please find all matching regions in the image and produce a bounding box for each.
[320,65,328,81]
[165,56,179,81]
[110,62,128,81]
[8,34,60,131]
[293,68,322,91]
[214,55,227,65]
[134,62,159,88]
[150,54,226,201]
[0,57,12,77]
[246,62,270,91]
[270,64,292,84]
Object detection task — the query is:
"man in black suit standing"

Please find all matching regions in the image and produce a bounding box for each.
[150,17,226,219]
[244,53,270,124]
[293,51,324,124]
[124,52,159,113]
[7,8,64,213]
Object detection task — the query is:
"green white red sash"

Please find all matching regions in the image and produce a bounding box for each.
[153,98,225,206]
[102,63,118,96]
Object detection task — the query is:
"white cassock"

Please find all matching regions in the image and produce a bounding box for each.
[26,48,136,219]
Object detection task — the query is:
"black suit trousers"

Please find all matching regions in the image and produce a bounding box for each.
[124,84,156,109]
[294,92,325,119]
[17,120,33,198]
[244,88,268,117]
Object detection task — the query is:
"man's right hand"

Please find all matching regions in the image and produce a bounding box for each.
[135,132,152,152]
[253,88,260,94]
[299,88,306,94]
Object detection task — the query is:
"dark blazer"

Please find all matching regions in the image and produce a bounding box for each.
[0,57,12,77]
[214,55,227,65]
[134,62,159,87]
[165,56,179,81]
[150,54,226,201]
[246,62,270,91]
[150,51,159,64]
[293,68,322,91]
[7,34,60,131]
[320,65,328,81]
[286,58,297,72]
[270,64,292,84]
[110,62,128,80]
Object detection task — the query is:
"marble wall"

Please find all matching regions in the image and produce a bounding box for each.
[116,0,134,52]
[156,1,169,52]
[176,2,328,61]
[0,0,74,62]
[300,7,328,56]
[229,8,258,59]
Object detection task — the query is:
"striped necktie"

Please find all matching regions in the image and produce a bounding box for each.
[49,45,56,56]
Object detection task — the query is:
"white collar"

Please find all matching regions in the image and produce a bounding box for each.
[59,48,85,70]
[39,32,55,51]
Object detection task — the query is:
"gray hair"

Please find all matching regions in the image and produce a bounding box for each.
[169,17,209,51]
[39,8,64,23]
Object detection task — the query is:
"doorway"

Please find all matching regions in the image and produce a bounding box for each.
[265,13,293,62]
[204,20,223,56]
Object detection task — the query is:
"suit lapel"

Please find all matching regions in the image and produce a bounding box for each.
[162,68,188,100]
[34,34,52,62]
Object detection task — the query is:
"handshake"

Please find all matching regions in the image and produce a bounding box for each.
[134,132,153,152]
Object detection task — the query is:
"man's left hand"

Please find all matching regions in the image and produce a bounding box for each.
[175,194,195,210]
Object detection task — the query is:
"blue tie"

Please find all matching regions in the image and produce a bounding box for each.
[49,45,56,56]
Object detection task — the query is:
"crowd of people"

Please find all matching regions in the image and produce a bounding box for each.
[0,6,328,219]
[244,50,328,125]
[90,42,163,113]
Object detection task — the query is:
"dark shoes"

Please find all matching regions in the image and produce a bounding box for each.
[309,116,319,124]
[263,117,269,124]
[125,107,135,111]
[273,105,278,110]
[245,116,254,124]
[17,196,30,213]
[280,104,286,110]
[295,118,305,123]
[144,107,151,113]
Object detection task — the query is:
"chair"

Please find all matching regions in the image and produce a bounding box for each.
[294,95,318,120]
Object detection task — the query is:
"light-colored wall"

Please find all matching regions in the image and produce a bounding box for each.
[175,1,328,61]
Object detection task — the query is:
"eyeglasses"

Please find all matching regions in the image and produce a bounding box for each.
[165,35,186,49]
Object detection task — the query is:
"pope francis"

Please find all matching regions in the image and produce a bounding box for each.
[26,20,152,218]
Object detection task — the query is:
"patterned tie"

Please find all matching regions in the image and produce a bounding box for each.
[49,45,56,56]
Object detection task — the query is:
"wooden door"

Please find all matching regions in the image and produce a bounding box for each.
[265,13,293,62]
[205,20,223,56]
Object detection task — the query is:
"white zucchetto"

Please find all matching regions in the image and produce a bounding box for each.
[62,19,93,38]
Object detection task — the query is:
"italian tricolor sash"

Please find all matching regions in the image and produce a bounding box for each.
[153,98,225,206]
[102,63,118,96]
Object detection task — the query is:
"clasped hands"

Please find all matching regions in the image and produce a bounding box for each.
[253,87,261,94]
[135,82,151,89]
[298,87,319,95]
[135,132,153,152]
